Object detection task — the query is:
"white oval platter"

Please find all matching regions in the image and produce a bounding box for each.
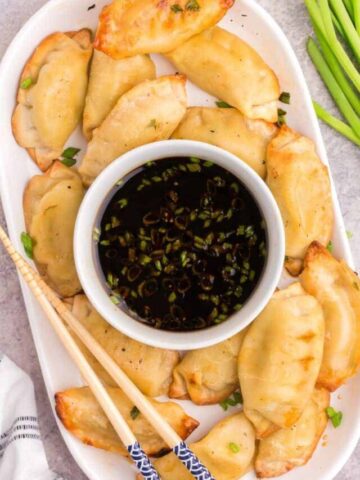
[0,1,359,480]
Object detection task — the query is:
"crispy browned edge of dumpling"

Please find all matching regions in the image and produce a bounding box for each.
[12,29,93,172]
[94,0,235,59]
[302,240,329,267]
[54,389,199,457]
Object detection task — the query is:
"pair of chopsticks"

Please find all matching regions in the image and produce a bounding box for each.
[0,225,215,480]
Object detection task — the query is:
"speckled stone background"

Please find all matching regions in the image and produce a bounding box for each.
[0,1,359,479]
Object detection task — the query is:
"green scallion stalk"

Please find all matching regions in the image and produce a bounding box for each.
[305,0,328,38]
[305,0,345,41]
[342,0,354,21]
[307,37,360,136]
[354,0,360,36]
[313,24,360,116]
[329,0,360,63]
[313,101,360,146]
[317,0,360,91]
[331,10,346,38]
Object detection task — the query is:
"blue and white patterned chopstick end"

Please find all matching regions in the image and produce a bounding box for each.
[173,441,215,480]
[128,442,160,480]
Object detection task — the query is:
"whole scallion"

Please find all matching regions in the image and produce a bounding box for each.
[330,0,360,62]
[313,25,360,116]
[304,0,360,146]
[307,38,360,136]
[313,101,360,146]
[342,0,354,21]
[355,1,360,35]
[318,0,360,90]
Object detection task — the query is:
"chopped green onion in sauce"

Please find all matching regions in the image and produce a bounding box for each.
[98,158,267,332]
[110,294,121,305]
[118,198,128,209]
[93,227,101,243]
[327,241,333,253]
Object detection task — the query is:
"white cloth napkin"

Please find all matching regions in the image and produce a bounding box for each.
[0,353,66,480]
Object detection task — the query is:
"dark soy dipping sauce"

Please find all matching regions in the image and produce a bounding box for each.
[98,157,267,331]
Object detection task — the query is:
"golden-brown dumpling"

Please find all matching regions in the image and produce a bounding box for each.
[55,386,199,457]
[255,388,329,478]
[79,75,187,185]
[95,0,234,60]
[71,295,180,397]
[239,283,325,435]
[172,107,278,178]
[301,241,360,391]
[266,126,334,276]
[169,331,246,405]
[83,50,156,139]
[166,27,280,122]
[12,30,92,171]
[23,161,84,297]
[140,413,255,480]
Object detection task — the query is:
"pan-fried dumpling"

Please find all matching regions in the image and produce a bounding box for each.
[166,27,280,122]
[95,0,234,60]
[172,107,278,178]
[239,283,325,435]
[301,242,360,391]
[12,30,92,171]
[79,75,187,185]
[55,386,199,457]
[266,126,334,276]
[83,50,156,140]
[23,162,84,297]
[255,388,329,478]
[71,295,180,397]
[139,413,255,480]
[169,331,246,405]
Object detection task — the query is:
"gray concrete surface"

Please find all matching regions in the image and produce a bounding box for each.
[0,1,359,479]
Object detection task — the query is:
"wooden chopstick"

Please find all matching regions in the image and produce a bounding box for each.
[41,280,182,448]
[0,225,161,480]
[0,225,215,480]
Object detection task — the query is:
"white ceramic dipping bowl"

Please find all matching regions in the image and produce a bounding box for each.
[74,140,285,350]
